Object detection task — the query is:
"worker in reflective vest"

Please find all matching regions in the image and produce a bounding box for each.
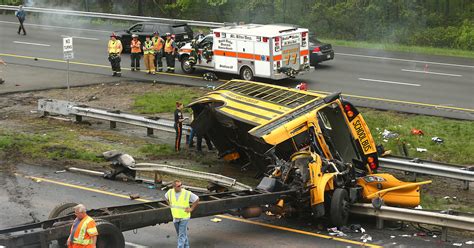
[107,33,123,77]
[67,204,98,248]
[165,180,199,248]
[143,36,156,74]
[130,34,141,71]
[164,33,178,73]
[152,32,165,72]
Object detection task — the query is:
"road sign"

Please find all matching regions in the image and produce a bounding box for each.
[63,37,74,60]
[63,37,73,52]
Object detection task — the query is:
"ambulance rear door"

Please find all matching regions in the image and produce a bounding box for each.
[281,32,301,71]
[213,32,238,74]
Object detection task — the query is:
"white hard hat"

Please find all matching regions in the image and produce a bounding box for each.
[132,34,138,38]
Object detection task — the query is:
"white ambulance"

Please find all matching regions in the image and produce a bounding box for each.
[178,24,310,81]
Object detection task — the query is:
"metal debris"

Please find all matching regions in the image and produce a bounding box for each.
[129,194,140,200]
[416,148,427,152]
[210,218,222,223]
[360,234,372,242]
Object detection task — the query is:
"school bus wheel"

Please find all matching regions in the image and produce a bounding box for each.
[180,55,195,74]
[330,188,350,227]
[240,66,254,81]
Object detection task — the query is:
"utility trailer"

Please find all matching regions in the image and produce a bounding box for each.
[0,189,295,248]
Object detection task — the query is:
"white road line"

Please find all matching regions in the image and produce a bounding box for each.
[13,41,51,47]
[125,241,149,248]
[61,35,100,41]
[0,20,110,33]
[401,69,462,77]
[358,78,421,87]
[336,52,474,69]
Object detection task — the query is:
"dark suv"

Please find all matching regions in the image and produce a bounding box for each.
[115,22,194,53]
[309,37,334,66]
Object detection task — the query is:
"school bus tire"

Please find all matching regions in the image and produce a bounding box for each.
[330,188,350,227]
[240,66,254,81]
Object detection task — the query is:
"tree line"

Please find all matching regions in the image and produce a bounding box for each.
[5,0,473,50]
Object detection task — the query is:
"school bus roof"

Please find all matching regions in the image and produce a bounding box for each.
[189,80,327,126]
[213,24,308,37]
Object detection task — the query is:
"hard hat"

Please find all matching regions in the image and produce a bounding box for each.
[110,32,117,37]
[166,32,171,36]
[153,31,159,35]
[132,34,138,38]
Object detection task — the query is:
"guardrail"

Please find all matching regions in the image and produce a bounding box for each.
[0,4,225,27]
[38,99,191,136]
[350,203,474,241]
[38,99,473,190]
[379,156,473,190]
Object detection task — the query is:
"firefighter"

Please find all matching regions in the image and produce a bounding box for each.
[130,34,141,71]
[152,31,165,72]
[165,179,199,248]
[143,35,156,74]
[107,33,123,77]
[67,204,98,248]
[174,102,187,152]
[164,33,178,73]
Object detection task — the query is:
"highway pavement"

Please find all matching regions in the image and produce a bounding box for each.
[2,163,467,248]
[0,14,473,120]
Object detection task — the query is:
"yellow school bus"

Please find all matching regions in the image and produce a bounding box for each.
[189,79,430,226]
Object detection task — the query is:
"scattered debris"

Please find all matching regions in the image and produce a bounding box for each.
[416,148,428,152]
[400,234,412,237]
[390,236,396,239]
[54,170,66,174]
[33,178,42,183]
[129,193,140,200]
[210,218,222,223]
[466,241,474,245]
[411,128,424,136]
[295,82,308,91]
[415,205,423,209]
[414,232,426,237]
[203,72,218,81]
[360,234,372,242]
[327,227,347,237]
[431,137,444,144]
[382,129,398,139]
[432,235,437,238]
[453,243,463,246]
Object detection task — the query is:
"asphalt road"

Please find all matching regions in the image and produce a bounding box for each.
[0,15,473,119]
[2,163,468,248]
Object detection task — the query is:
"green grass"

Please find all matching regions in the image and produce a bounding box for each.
[421,193,474,212]
[138,144,175,157]
[132,87,203,114]
[362,108,474,165]
[321,38,474,59]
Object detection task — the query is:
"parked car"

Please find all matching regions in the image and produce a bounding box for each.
[114,22,194,53]
[309,37,334,66]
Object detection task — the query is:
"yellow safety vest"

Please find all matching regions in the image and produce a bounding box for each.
[143,40,155,55]
[108,40,122,54]
[168,189,191,219]
[164,39,175,53]
[70,215,98,245]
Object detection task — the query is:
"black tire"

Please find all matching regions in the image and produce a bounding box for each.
[96,220,125,248]
[181,56,195,74]
[240,66,254,81]
[330,188,350,227]
[49,202,78,248]
[48,202,78,219]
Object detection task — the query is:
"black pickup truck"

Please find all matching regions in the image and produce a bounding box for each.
[115,22,194,53]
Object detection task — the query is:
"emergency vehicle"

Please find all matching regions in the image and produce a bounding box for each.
[178,24,311,81]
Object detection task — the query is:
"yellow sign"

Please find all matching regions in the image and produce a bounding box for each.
[350,115,376,154]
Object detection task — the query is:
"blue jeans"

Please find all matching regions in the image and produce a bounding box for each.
[173,219,190,248]
[187,128,195,145]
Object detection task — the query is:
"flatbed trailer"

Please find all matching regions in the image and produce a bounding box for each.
[0,189,295,248]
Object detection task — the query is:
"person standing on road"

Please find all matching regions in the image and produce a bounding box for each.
[130,34,141,71]
[0,58,6,84]
[174,102,187,152]
[15,5,26,35]
[67,204,98,248]
[165,180,200,248]
[164,33,178,73]
[107,33,123,77]
[152,32,165,72]
[143,35,156,75]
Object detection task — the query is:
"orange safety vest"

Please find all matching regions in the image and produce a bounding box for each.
[164,39,175,53]
[68,215,98,248]
[108,39,122,54]
[152,37,164,51]
[131,39,141,53]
